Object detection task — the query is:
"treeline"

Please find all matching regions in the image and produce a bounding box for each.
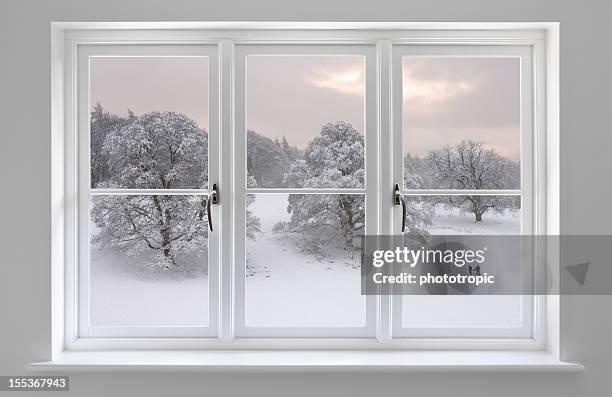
[404,141,520,190]
[90,102,521,267]
[404,140,521,228]
[90,103,136,187]
[247,130,301,188]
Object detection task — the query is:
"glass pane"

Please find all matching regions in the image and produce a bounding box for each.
[402,295,524,329]
[89,195,209,326]
[403,57,520,190]
[90,57,209,189]
[401,195,524,331]
[245,193,365,327]
[246,55,365,188]
[404,195,521,236]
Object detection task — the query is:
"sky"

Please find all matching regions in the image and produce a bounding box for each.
[90,55,519,160]
[90,56,209,130]
[402,57,520,161]
[246,55,365,148]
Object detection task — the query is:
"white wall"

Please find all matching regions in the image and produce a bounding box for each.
[0,0,610,395]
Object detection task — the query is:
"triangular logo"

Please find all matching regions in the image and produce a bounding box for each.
[565,262,589,286]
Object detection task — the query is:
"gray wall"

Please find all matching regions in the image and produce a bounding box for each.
[0,0,610,395]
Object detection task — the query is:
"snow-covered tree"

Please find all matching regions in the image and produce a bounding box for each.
[92,111,209,268]
[246,174,262,240]
[103,111,208,189]
[91,110,259,270]
[281,194,365,252]
[91,195,208,268]
[402,155,435,237]
[404,153,437,189]
[444,195,520,223]
[247,130,299,187]
[428,140,520,222]
[428,140,519,190]
[280,122,365,251]
[284,121,364,189]
[90,103,134,187]
[281,136,301,163]
[404,198,434,236]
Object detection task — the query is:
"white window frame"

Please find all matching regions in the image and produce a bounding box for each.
[44,22,573,370]
[77,44,220,338]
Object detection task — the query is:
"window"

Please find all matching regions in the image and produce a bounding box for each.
[51,24,559,358]
[392,46,536,338]
[234,46,377,337]
[77,45,219,337]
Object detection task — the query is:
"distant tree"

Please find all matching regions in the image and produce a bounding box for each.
[402,154,435,237]
[281,122,365,251]
[444,195,520,223]
[428,140,520,222]
[246,174,262,240]
[90,103,134,187]
[247,130,299,187]
[281,136,301,164]
[428,140,519,190]
[404,153,435,189]
[404,197,434,237]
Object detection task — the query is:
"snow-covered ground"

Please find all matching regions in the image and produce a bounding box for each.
[245,194,365,327]
[403,204,524,330]
[90,245,209,327]
[428,205,521,235]
[89,196,522,329]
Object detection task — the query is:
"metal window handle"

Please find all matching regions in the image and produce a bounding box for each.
[207,183,219,232]
[394,184,406,232]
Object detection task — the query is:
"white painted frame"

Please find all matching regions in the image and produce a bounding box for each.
[75,44,221,338]
[50,22,560,361]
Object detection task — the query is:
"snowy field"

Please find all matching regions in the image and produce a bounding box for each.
[404,204,525,330]
[89,197,521,328]
[245,194,365,327]
[90,238,209,327]
[428,205,521,235]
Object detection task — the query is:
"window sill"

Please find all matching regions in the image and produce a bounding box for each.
[28,350,584,372]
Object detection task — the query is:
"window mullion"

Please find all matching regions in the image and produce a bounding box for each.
[377,38,393,343]
[402,189,522,196]
[90,189,210,195]
[219,38,235,343]
[245,188,367,194]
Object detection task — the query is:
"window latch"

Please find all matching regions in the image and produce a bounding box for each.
[207,183,219,232]
[394,183,406,232]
